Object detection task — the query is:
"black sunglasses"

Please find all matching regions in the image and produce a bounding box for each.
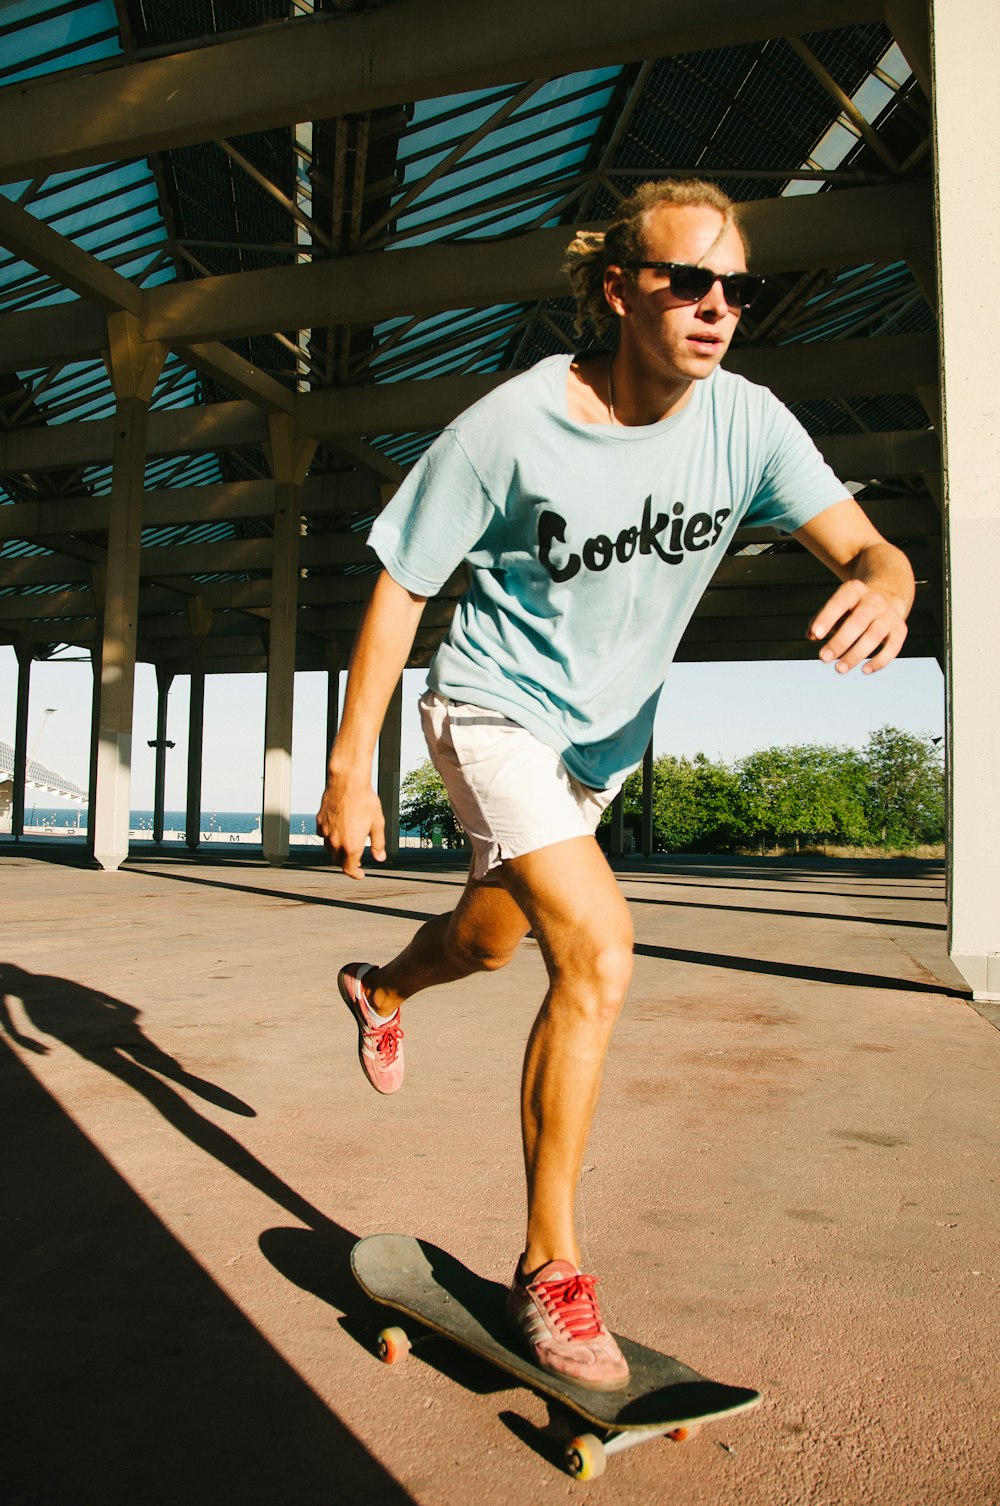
[624,261,765,310]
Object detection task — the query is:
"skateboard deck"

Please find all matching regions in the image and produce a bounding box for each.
[352,1234,762,1478]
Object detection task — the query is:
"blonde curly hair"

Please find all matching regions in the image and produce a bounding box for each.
[563,179,749,341]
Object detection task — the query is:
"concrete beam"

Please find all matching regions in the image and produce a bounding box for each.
[0,472,380,539]
[141,182,933,348]
[727,331,938,400]
[0,193,295,414]
[672,634,941,663]
[0,0,883,185]
[0,401,267,471]
[709,544,934,589]
[735,495,941,546]
[817,429,939,478]
[294,332,939,439]
[0,193,141,315]
[0,182,933,375]
[0,528,376,586]
[0,301,109,374]
[681,609,939,644]
[2,393,939,480]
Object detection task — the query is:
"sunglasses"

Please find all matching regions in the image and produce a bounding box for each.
[624,261,765,310]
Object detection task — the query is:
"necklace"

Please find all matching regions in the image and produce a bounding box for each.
[607,352,619,426]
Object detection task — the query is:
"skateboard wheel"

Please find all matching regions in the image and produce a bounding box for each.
[376,1326,411,1365]
[666,1423,701,1443]
[565,1433,607,1481]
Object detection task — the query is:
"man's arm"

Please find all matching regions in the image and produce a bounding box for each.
[317,569,427,878]
[792,497,915,674]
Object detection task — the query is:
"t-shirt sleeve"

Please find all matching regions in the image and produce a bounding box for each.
[744,394,849,534]
[366,429,497,596]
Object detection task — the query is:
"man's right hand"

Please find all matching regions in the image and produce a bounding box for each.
[316,773,386,880]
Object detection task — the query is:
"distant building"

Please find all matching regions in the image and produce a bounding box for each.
[0,739,88,831]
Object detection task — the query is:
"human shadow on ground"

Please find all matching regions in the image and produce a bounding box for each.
[0,961,255,1115]
[0,1031,415,1506]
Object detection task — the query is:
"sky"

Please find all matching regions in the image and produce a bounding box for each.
[1,644,944,817]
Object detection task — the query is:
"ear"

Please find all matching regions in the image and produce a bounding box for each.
[603,264,630,320]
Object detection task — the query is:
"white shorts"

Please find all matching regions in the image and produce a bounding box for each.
[419,690,619,882]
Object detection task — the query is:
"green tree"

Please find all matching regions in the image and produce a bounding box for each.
[734,743,870,851]
[399,760,464,848]
[607,752,740,852]
[861,726,944,846]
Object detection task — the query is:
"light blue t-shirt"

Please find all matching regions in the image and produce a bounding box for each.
[368,355,847,790]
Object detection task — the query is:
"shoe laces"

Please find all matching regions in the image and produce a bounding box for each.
[530,1272,604,1341]
[368,1012,403,1063]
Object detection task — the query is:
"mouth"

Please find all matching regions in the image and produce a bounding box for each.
[686,333,724,352]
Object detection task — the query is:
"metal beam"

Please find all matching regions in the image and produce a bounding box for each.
[0,0,884,185]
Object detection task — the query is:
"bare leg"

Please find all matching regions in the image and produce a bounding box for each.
[497,837,634,1273]
[365,868,532,1016]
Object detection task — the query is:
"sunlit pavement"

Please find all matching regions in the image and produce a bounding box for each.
[3,848,996,1506]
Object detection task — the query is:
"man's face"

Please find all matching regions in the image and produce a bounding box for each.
[604,203,748,384]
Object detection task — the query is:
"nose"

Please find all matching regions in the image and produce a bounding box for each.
[699,275,731,320]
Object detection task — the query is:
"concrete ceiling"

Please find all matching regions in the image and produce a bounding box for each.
[0,0,941,675]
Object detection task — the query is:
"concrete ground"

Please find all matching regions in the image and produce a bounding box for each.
[2,845,997,1506]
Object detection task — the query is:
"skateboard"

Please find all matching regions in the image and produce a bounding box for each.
[351,1233,762,1480]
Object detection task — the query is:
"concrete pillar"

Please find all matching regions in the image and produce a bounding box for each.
[90,312,166,871]
[640,739,655,857]
[11,643,31,839]
[86,564,105,850]
[377,675,403,861]
[324,640,342,781]
[150,666,174,844]
[186,670,206,850]
[932,0,1000,999]
[262,414,316,867]
[185,600,212,852]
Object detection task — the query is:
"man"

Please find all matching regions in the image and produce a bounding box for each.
[317,180,914,1391]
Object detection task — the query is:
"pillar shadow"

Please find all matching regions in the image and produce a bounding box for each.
[0,1032,415,1506]
[633,941,969,998]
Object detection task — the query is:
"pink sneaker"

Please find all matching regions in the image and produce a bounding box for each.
[338,962,404,1095]
[506,1257,629,1391]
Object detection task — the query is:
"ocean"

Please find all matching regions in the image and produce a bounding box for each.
[17,808,321,840]
[15,808,423,846]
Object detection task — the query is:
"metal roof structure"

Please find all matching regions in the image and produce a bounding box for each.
[0,0,941,681]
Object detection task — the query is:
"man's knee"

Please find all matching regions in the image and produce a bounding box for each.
[554,929,634,1022]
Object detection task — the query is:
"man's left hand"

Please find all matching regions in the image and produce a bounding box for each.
[806,578,909,674]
